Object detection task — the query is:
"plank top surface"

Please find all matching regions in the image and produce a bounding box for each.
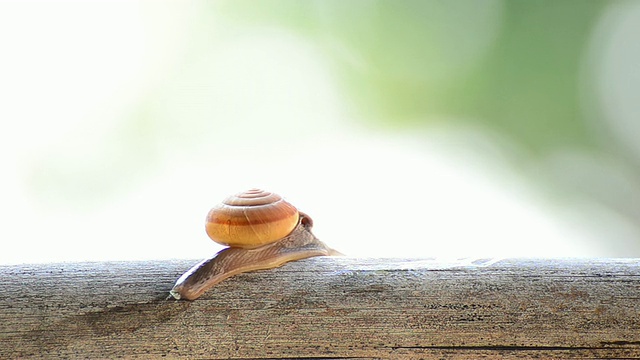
[1,257,639,359]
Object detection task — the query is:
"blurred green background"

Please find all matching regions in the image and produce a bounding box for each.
[1,0,639,263]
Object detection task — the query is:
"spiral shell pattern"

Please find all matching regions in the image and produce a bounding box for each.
[205,189,299,248]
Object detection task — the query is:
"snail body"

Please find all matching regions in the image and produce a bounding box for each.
[170,189,339,300]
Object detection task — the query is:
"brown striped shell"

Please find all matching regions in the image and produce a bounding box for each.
[205,189,299,248]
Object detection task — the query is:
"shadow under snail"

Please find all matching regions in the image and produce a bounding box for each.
[170,189,341,300]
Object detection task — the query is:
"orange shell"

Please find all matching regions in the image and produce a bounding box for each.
[205,189,299,248]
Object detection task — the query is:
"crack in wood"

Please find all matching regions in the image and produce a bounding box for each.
[392,345,640,351]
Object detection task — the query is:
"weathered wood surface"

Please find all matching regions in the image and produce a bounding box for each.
[1,257,639,359]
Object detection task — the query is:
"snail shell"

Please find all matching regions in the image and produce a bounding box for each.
[205,189,299,248]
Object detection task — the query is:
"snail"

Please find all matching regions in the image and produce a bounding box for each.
[170,189,340,300]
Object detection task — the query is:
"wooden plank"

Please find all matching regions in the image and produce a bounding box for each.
[1,257,639,359]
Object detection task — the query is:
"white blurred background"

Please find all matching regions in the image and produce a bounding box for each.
[1,1,639,264]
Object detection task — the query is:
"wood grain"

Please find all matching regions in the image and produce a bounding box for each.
[1,257,639,359]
